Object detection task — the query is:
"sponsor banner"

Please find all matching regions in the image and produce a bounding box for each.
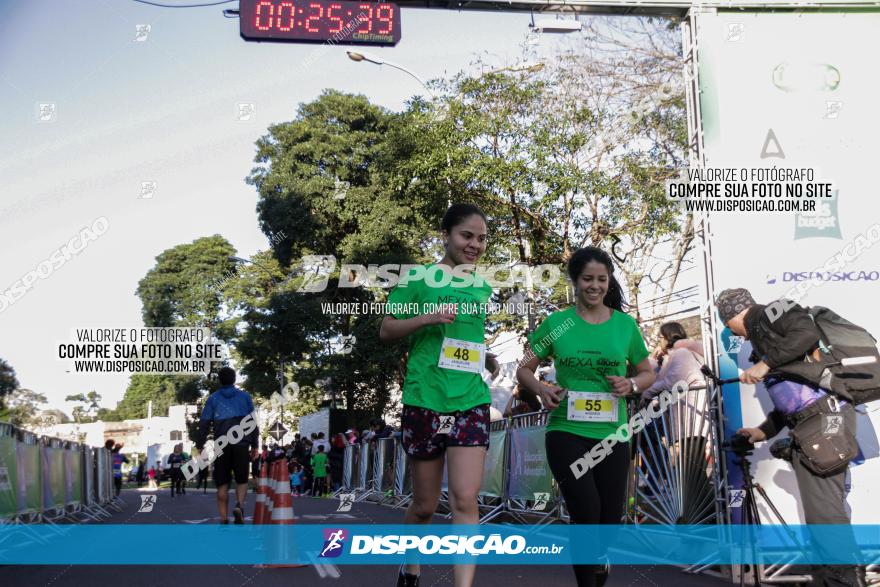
[0,525,877,565]
[507,428,553,500]
[697,10,880,524]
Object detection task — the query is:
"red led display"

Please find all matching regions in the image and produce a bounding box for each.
[240,0,401,46]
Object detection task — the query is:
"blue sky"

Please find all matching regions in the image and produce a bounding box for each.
[0,0,558,411]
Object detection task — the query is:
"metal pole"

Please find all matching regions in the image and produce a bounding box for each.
[278,357,284,444]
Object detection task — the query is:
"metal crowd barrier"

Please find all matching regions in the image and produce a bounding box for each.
[0,422,119,524]
[338,385,724,529]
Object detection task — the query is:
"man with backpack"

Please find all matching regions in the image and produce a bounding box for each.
[716,288,866,587]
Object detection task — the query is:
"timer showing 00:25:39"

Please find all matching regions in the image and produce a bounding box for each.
[240,0,400,43]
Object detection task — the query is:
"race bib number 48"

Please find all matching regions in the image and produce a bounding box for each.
[438,338,484,374]
[567,391,618,422]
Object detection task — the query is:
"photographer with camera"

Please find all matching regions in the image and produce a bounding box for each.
[716,288,864,587]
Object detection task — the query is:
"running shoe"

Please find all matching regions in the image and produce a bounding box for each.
[233,503,244,525]
[396,565,419,587]
[596,556,610,587]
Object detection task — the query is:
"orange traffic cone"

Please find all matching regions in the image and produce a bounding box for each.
[264,458,304,568]
[253,462,268,525]
[270,458,295,525]
[264,461,276,524]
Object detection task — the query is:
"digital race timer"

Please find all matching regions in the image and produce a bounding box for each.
[239,0,401,46]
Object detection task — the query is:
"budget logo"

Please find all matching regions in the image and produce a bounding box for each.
[795,189,841,240]
[320,528,348,558]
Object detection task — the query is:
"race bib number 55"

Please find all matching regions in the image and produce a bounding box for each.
[567,391,618,422]
[438,338,485,374]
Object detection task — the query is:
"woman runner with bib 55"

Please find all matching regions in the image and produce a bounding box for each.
[380,204,500,587]
[517,246,655,587]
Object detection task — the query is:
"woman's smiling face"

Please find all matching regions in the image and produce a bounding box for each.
[576,261,609,307]
[443,213,487,265]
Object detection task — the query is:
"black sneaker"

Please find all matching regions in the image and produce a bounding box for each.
[396,565,419,587]
[233,503,244,525]
[596,556,610,587]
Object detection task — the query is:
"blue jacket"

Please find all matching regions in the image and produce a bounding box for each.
[198,386,259,449]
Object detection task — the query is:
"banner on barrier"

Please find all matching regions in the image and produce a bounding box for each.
[42,446,66,512]
[65,448,83,506]
[0,437,17,518]
[479,430,506,498]
[507,428,553,500]
[84,449,94,506]
[16,442,41,515]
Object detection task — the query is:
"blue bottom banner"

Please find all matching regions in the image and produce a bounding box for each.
[1,524,879,565]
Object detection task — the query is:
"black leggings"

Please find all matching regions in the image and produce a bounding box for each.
[546,431,630,587]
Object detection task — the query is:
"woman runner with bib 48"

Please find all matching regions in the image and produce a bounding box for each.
[516,246,654,587]
[380,204,500,587]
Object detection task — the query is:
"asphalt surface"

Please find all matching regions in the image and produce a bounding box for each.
[0,484,733,587]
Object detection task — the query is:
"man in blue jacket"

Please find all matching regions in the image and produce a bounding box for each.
[197,367,259,524]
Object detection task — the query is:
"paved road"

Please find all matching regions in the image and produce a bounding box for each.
[0,486,732,587]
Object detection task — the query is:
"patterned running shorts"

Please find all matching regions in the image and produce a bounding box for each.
[401,403,490,460]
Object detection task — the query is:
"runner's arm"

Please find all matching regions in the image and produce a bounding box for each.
[379,309,456,342]
[516,355,564,410]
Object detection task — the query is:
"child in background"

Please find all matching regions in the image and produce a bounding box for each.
[290,464,304,497]
[311,445,329,497]
[301,468,312,496]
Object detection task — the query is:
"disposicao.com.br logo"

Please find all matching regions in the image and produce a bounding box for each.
[291,255,561,292]
[341,533,563,556]
[320,528,348,558]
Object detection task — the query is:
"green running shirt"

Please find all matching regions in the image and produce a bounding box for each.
[529,307,649,440]
[311,452,328,477]
[387,264,493,413]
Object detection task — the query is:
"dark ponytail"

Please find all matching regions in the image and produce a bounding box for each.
[659,322,688,350]
[567,246,627,312]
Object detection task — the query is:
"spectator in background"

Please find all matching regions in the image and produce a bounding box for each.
[503,385,543,418]
[111,443,129,497]
[375,420,394,440]
[198,462,210,493]
[167,443,186,496]
[311,445,329,496]
[314,432,330,454]
[642,321,705,400]
[290,463,304,497]
[147,464,157,490]
[328,433,346,491]
[136,461,145,487]
[345,429,359,445]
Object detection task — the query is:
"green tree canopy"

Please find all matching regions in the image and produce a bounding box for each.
[0,388,47,428]
[0,358,19,406]
[115,374,201,420]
